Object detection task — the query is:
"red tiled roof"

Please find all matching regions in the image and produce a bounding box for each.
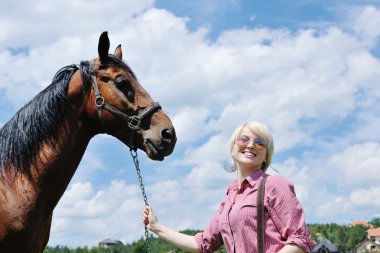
[352,220,370,226]
[368,228,380,237]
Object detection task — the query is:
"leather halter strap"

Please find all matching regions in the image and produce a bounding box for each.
[88,60,161,150]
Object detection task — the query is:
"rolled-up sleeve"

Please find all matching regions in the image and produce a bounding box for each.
[194,200,226,253]
[266,176,316,252]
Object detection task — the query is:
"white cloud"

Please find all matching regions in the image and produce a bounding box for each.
[351,5,380,47]
[0,0,154,48]
[328,142,380,189]
[350,186,380,208]
[51,180,144,246]
[181,135,229,165]
[171,106,211,143]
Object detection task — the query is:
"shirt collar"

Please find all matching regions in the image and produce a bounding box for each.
[227,169,265,192]
[245,169,265,187]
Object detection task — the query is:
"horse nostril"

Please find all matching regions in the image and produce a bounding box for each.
[161,128,175,142]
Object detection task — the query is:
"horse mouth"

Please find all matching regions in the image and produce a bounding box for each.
[145,139,164,161]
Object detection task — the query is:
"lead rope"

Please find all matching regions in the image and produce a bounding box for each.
[130,149,152,253]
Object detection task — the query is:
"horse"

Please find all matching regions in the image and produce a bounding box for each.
[0,32,177,252]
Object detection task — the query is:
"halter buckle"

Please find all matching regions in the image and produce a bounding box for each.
[128,116,141,130]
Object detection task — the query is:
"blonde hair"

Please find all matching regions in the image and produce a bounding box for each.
[229,121,274,172]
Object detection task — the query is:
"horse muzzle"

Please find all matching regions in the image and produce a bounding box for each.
[144,127,176,161]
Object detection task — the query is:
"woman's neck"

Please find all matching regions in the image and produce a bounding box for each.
[236,165,261,189]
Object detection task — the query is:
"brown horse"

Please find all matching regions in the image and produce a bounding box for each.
[0,32,176,252]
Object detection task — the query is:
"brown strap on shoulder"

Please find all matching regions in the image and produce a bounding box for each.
[257,175,268,253]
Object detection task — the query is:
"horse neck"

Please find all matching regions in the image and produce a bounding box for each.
[31,71,95,210]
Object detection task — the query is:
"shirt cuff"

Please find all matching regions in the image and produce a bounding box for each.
[286,234,317,253]
[194,232,213,253]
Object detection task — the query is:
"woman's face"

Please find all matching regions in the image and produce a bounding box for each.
[232,126,267,171]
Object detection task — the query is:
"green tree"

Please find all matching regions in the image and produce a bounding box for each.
[370,217,380,228]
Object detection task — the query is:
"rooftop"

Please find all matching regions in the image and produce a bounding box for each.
[368,228,380,237]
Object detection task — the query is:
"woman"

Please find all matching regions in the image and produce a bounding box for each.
[143,121,316,253]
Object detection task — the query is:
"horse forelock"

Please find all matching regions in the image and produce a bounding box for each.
[80,55,137,83]
[0,64,78,177]
[108,55,137,80]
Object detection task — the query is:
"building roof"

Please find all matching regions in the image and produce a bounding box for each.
[312,239,339,253]
[368,228,380,237]
[99,238,123,245]
[351,220,371,227]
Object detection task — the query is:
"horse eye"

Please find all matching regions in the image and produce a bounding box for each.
[100,76,112,83]
[115,79,134,102]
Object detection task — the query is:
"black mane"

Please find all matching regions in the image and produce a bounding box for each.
[0,56,137,177]
[0,65,78,176]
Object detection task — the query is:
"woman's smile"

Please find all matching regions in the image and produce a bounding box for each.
[241,149,257,158]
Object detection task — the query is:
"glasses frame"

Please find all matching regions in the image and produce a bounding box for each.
[236,135,266,151]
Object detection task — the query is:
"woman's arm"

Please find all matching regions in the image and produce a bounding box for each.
[279,244,306,253]
[143,207,201,253]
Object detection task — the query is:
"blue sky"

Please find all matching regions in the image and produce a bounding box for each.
[1,0,380,248]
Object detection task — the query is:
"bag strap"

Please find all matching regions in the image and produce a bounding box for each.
[257,175,268,253]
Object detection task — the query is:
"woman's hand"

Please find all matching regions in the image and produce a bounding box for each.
[142,206,201,253]
[143,206,158,230]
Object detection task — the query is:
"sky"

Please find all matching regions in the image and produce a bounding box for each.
[1,0,380,248]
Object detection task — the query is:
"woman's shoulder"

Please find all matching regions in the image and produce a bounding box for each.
[265,174,295,192]
[266,174,291,183]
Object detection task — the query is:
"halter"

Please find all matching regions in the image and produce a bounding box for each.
[88,60,161,150]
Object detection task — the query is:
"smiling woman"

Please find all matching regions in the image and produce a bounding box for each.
[143,121,315,253]
[0,32,176,253]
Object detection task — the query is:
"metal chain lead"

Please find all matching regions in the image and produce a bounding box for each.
[130,149,151,253]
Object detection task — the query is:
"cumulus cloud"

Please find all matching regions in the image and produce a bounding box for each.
[51,180,144,246]
[329,142,380,188]
[350,5,380,47]
[0,0,154,48]
[171,106,211,143]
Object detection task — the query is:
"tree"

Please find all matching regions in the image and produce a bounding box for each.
[370,217,380,228]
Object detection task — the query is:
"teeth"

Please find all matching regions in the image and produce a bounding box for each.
[243,151,256,157]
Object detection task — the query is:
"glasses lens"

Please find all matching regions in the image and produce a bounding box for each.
[238,136,250,143]
[237,136,266,150]
[253,139,266,150]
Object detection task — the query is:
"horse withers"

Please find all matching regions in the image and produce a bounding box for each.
[0,32,176,252]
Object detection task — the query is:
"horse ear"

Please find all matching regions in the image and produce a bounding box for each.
[114,44,123,60]
[98,31,110,63]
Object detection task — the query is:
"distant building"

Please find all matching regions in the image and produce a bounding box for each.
[312,239,339,253]
[98,238,123,248]
[354,228,380,253]
[351,220,373,228]
[368,228,380,244]
[354,239,380,253]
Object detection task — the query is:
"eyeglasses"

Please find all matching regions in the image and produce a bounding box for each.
[236,135,266,151]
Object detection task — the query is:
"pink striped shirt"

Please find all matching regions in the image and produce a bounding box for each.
[194,169,316,253]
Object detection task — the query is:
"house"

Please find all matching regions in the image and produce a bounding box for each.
[354,239,380,253]
[312,239,339,253]
[368,228,380,244]
[98,238,123,248]
[354,228,380,253]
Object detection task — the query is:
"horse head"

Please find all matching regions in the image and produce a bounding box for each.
[83,32,176,160]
